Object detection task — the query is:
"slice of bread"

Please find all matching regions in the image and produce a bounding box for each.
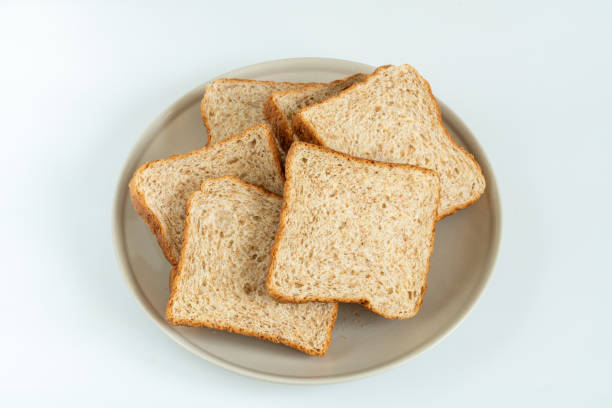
[263,73,367,151]
[129,124,284,265]
[167,176,338,356]
[292,64,485,218]
[201,78,313,159]
[267,143,440,319]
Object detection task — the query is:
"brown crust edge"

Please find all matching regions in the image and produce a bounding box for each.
[264,74,367,152]
[292,107,327,145]
[129,170,178,265]
[263,94,297,153]
[201,78,319,148]
[265,142,440,319]
[200,84,213,147]
[291,64,486,220]
[169,266,178,290]
[166,175,336,356]
[260,124,285,182]
[128,123,284,266]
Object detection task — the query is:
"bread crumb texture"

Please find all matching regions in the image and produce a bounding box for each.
[129,125,283,264]
[295,65,485,217]
[167,177,337,355]
[268,143,440,319]
[202,79,312,161]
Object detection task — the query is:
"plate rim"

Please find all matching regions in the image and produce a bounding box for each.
[112,57,502,384]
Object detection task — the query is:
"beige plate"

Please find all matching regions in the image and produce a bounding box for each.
[112,58,501,384]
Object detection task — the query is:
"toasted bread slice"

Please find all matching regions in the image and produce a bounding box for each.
[129,124,283,265]
[292,64,485,218]
[267,143,440,319]
[201,78,313,159]
[167,176,337,356]
[263,73,367,151]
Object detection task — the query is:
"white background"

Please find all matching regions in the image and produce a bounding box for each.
[1,1,610,406]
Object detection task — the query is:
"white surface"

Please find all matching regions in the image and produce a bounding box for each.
[0,0,610,406]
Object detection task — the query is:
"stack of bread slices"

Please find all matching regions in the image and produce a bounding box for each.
[129,64,486,356]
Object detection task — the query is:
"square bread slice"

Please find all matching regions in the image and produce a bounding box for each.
[201,78,314,159]
[263,73,367,151]
[166,176,338,356]
[292,64,485,218]
[129,124,283,265]
[267,143,440,319]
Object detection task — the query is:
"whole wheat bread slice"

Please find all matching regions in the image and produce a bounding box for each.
[201,78,314,159]
[167,176,338,356]
[267,142,440,319]
[263,73,367,151]
[292,64,485,218]
[129,124,283,265]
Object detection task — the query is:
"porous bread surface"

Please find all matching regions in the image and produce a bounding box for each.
[166,176,337,356]
[267,143,440,319]
[129,125,283,265]
[201,78,311,158]
[264,73,367,151]
[293,65,485,218]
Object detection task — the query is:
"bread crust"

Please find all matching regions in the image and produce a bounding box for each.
[291,64,484,220]
[200,89,213,146]
[263,74,366,152]
[292,107,325,145]
[169,266,178,289]
[166,176,337,356]
[129,170,178,264]
[128,124,283,265]
[262,122,284,179]
[201,78,316,148]
[263,95,295,152]
[266,142,440,319]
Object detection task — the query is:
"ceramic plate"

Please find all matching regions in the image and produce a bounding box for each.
[112,58,501,384]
